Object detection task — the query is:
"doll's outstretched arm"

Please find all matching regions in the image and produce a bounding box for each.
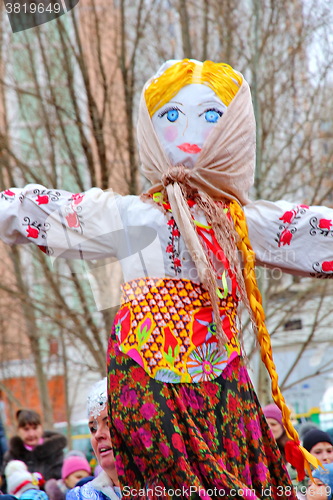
[244,199,333,278]
[0,184,124,260]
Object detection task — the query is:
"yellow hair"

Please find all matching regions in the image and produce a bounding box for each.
[229,199,320,479]
[145,59,243,117]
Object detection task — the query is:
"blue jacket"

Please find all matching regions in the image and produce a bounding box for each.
[313,462,333,500]
[66,471,121,500]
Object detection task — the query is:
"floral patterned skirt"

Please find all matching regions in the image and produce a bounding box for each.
[107,331,296,500]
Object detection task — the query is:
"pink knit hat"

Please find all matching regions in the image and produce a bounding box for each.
[61,456,91,480]
[263,403,283,427]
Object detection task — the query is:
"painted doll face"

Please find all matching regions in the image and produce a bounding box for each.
[152,83,226,169]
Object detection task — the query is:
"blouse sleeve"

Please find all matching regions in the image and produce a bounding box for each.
[244,199,333,278]
[0,185,125,260]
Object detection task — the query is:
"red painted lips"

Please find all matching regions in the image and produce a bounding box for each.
[177,143,202,154]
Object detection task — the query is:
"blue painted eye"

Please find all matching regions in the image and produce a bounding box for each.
[205,109,222,123]
[167,109,179,122]
[158,106,183,122]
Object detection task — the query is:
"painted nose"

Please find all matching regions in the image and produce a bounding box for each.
[180,116,189,136]
[179,121,201,146]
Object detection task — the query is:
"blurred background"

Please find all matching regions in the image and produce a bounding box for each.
[0,0,332,453]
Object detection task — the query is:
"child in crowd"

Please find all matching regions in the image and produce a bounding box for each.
[4,460,48,500]
[303,430,333,465]
[44,453,92,500]
[2,410,66,483]
[310,462,333,500]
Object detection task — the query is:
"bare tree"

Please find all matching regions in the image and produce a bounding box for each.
[0,0,332,425]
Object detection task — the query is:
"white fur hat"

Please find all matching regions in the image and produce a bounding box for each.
[5,460,39,496]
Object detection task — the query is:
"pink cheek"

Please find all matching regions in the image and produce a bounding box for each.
[163,125,178,143]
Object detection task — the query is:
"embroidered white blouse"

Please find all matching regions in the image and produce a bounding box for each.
[1,185,333,281]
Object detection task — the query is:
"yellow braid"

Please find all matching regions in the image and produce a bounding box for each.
[229,199,319,479]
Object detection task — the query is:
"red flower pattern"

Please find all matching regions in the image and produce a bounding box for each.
[107,333,296,498]
[279,229,292,246]
[227,394,238,413]
[108,374,119,391]
[224,437,240,458]
[36,195,49,205]
[171,433,186,453]
[163,326,179,359]
[72,193,84,205]
[202,381,219,398]
[115,306,131,344]
[279,210,295,224]
[65,212,80,228]
[322,261,333,272]
[318,218,332,230]
[26,225,39,238]
[276,204,310,248]
[131,366,145,382]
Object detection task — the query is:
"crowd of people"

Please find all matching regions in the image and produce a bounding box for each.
[0,378,121,500]
[0,396,332,500]
[263,403,333,500]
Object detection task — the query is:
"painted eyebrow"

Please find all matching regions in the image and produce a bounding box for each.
[161,100,183,106]
[197,100,225,106]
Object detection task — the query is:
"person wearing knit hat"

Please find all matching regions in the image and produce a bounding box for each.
[263,403,290,461]
[263,404,284,435]
[311,461,333,499]
[4,460,48,500]
[44,453,92,500]
[61,456,91,489]
[303,429,333,465]
[298,422,319,443]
